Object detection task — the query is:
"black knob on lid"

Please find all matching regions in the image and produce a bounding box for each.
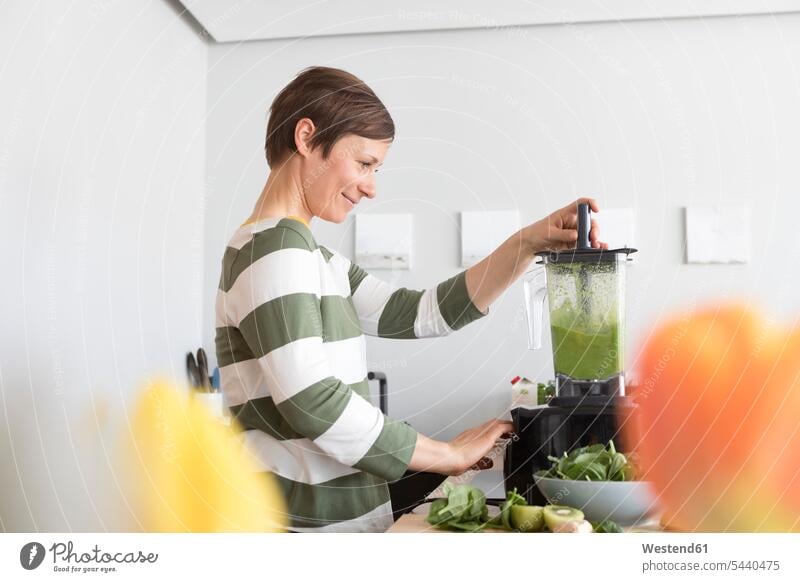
[577,202,591,249]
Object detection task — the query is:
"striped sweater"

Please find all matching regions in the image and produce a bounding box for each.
[214,217,487,532]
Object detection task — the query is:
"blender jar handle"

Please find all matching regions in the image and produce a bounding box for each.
[522,268,547,350]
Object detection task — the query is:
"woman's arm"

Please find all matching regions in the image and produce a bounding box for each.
[342,251,486,339]
[465,197,607,313]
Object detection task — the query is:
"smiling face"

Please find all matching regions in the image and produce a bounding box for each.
[301,133,391,223]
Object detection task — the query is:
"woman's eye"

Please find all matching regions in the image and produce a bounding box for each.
[359,161,371,169]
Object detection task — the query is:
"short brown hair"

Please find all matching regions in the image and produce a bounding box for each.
[265,66,395,167]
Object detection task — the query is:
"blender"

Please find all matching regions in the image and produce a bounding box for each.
[524,202,636,405]
[504,203,638,503]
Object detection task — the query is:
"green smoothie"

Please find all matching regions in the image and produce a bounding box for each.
[550,323,622,380]
[545,261,625,380]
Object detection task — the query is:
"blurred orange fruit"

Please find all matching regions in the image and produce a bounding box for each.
[628,304,800,532]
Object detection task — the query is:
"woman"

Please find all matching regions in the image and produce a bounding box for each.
[215,66,606,532]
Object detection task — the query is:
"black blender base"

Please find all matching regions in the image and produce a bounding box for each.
[551,373,623,407]
[503,396,637,505]
[550,394,616,407]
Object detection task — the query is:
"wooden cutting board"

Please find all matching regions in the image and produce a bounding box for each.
[387,512,664,533]
[387,513,509,533]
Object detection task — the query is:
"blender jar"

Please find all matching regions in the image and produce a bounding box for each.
[547,255,626,382]
[523,203,636,402]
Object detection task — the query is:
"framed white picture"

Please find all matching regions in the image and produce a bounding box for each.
[685,206,751,264]
[597,207,636,249]
[355,213,413,270]
[461,210,520,267]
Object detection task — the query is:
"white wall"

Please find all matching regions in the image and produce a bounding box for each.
[205,13,800,442]
[0,0,207,530]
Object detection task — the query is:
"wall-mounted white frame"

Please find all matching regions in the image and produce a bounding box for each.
[180,0,800,43]
[461,210,520,268]
[597,207,636,250]
[355,213,413,270]
[685,206,751,264]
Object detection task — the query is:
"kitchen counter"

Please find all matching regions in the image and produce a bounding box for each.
[387,441,664,533]
[387,469,663,533]
[387,512,664,533]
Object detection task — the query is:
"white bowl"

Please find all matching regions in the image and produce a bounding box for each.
[534,474,660,526]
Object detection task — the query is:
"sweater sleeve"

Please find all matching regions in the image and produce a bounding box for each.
[227,227,417,482]
[345,257,488,339]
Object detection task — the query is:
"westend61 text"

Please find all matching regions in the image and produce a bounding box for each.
[642,543,709,554]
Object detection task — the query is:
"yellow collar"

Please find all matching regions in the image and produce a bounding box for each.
[286,214,309,227]
[242,214,309,228]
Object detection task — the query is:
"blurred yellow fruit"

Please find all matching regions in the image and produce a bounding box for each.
[123,380,286,532]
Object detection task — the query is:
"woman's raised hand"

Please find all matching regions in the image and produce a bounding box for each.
[522,197,608,253]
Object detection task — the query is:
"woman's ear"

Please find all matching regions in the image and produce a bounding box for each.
[294,118,316,158]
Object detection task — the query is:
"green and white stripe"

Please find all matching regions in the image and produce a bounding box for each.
[348,256,486,339]
[215,217,487,532]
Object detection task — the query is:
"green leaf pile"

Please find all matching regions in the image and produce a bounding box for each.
[539,440,637,482]
[425,483,490,532]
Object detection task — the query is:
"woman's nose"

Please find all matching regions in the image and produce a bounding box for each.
[359,176,376,199]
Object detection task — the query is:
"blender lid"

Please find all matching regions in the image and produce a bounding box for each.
[536,246,637,264]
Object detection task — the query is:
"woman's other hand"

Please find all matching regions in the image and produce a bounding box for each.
[443,419,514,476]
[523,197,608,253]
[407,419,514,476]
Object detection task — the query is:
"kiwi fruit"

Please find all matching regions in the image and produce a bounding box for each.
[543,505,585,531]
[510,505,544,532]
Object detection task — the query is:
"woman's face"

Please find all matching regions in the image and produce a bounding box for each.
[302,134,391,223]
